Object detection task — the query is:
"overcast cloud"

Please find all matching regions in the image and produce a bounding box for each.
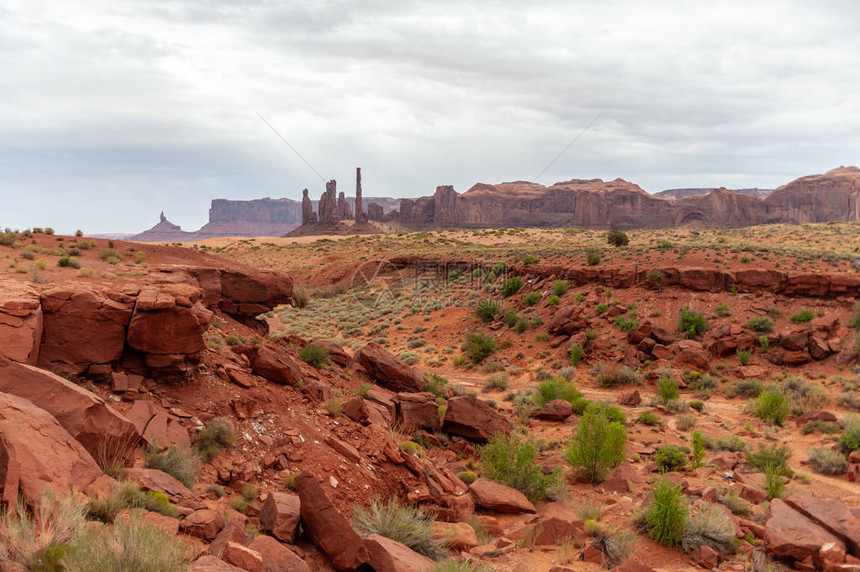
[1,0,858,233]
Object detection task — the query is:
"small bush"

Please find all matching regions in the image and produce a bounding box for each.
[681,503,735,557]
[790,309,814,324]
[456,471,477,485]
[691,431,705,467]
[645,479,688,547]
[736,349,751,366]
[717,489,750,516]
[654,445,687,472]
[755,391,789,425]
[547,295,560,307]
[839,414,860,453]
[596,363,641,388]
[747,317,774,333]
[675,414,697,431]
[657,377,679,403]
[300,343,330,367]
[503,309,518,327]
[614,315,639,332]
[483,372,509,391]
[196,417,236,462]
[565,403,627,483]
[765,464,786,500]
[534,377,581,407]
[746,443,792,476]
[591,529,637,569]
[569,343,583,367]
[143,443,200,488]
[714,304,731,317]
[586,249,601,266]
[479,433,563,501]
[326,397,342,417]
[808,448,847,475]
[501,277,523,298]
[689,400,704,412]
[678,306,707,339]
[474,299,501,323]
[759,335,770,350]
[725,378,763,399]
[638,411,660,425]
[462,332,497,363]
[519,290,540,307]
[781,377,828,415]
[552,280,569,296]
[606,229,629,247]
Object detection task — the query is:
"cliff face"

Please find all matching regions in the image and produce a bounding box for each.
[391,167,860,230]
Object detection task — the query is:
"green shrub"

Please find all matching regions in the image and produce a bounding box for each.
[645,479,688,548]
[747,317,774,333]
[725,378,763,399]
[99,248,121,264]
[547,295,560,307]
[657,377,679,403]
[523,253,539,265]
[654,445,687,472]
[503,310,518,327]
[714,304,731,318]
[462,332,497,363]
[522,291,541,306]
[717,490,750,516]
[789,309,814,324]
[456,471,477,485]
[759,335,770,350]
[586,249,601,266]
[675,414,697,431]
[483,372,509,391]
[64,512,186,572]
[195,417,236,462]
[606,229,629,247]
[781,377,828,415]
[474,299,501,323]
[808,448,847,475]
[534,377,581,407]
[736,349,751,366]
[755,391,789,425]
[552,280,569,296]
[765,464,786,500]
[681,503,735,557]
[691,431,705,467]
[638,411,660,426]
[839,414,860,452]
[300,343,330,367]
[746,443,792,476]
[479,433,563,501]
[565,403,626,483]
[596,363,641,388]
[678,306,707,339]
[569,343,583,367]
[143,443,200,488]
[614,315,639,332]
[501,277,523,298]
[689,400,704,412]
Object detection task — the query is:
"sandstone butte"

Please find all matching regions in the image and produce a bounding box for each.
[131,165,860,241]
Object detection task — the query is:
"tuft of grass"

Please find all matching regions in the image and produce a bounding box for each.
[638,411,660,426]
[326,397,343,417]
[657,377,679,403]
[678,306,707,339]
[552,280,569,296]
[479,433,564,501]
[534,377,581,407]
[483,372,509,391]
[474,299,501,323]
[736,349,751,366]
[569,343,583,367]
[143,443,200,489]
[352,497,443,559]
[675,414,697,432]
[300,343,330,367]
[747,317,774,333]
[595,363,641,388]
[746,443,792,476]
[195,417,236,462]
[789,309,814,324]
[522,291,541,306]
[681,503,736,557]
[591,528,637,569]
[807,448,847,475]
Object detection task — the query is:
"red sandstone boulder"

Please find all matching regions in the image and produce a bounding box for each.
[548,306,589,336]
[180,508,226,540]
[311,338,352,366]
[248,535,310,572]
[259,492,301,543]
[778,327,810,351]
[785,493,860,556]
[343,396,392,427]
[398,392,442,431]
[627,321,651,345]
[532,399,573,421]
[766,347,812,366]
[604,462,646,493]
[764,498,844,562]
[0,359,139,462]
[0,391,105,505]
[123,467,194,500]
[364,533,435,572]
[617,390,641,406]
[294,471,370,571]
[532,503,585,545]
[674,347,712,372]
[188,556,245,572]
[39,285,133,373]
[219,268,293,322]
[469,478,535,514]
[442,395,512,442]
[0,278,42,364]
[124,400,190,448]
[356,343,423,392]
[223,542,263,572]
[430,521,479,551]
[234,343,303,386]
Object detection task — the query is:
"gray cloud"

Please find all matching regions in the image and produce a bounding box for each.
[1,0,858,233]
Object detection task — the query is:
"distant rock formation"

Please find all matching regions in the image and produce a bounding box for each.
[301,189,317,225]
[129,213,196,242]
[656,188,773,201]
[367,202,384,222]
[336,192,353,220]
[355,167,367,224]
[387,167,860,229]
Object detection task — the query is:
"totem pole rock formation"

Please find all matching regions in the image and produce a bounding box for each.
[301,189,317,224]
[318,180,339,225]
[355,167,367,223]
[336,192,353,220]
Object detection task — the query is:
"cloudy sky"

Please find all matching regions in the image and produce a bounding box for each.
[1,1,858,234]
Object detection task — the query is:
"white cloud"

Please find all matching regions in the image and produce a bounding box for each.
[0,0,858,233]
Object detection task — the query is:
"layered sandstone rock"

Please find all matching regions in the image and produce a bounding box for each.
[0,278,42,364]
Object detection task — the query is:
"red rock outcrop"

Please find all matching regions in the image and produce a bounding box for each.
[0,279,42,364]
[356,343,424,392]
[442,395,512,441]
[0,391,106,505]
[0,358,139,461]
